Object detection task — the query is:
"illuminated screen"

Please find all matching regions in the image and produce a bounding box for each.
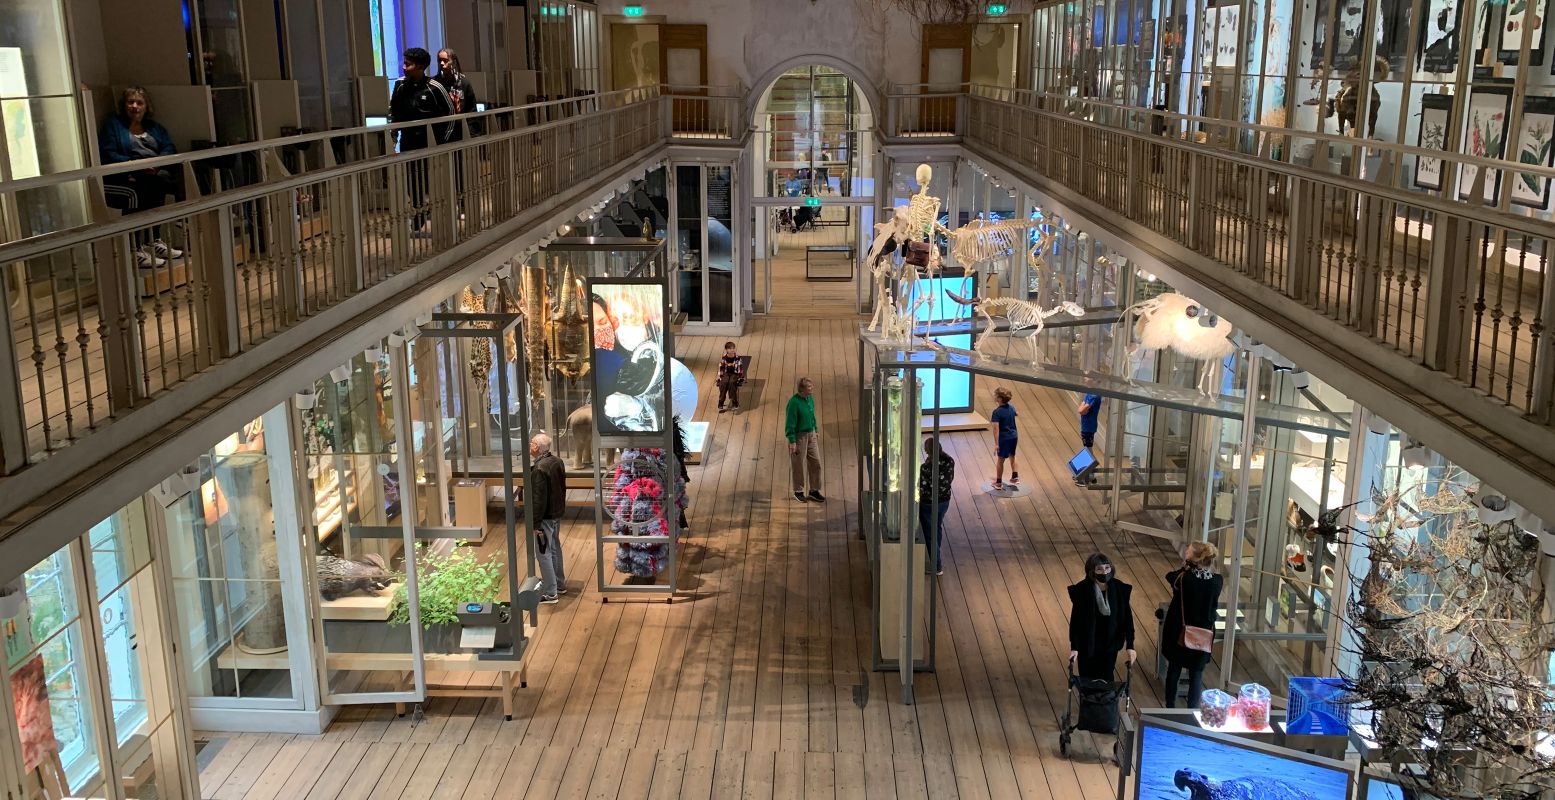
[1136,720,1352,800]
[909,275,975,412]
[589,280,669,435]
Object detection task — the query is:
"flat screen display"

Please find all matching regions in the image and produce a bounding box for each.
[909,275,975,413]
[1136,718,1352,800]
[1358,774,1445,800]
[589,280,668,436]
[1068,448,1098,478]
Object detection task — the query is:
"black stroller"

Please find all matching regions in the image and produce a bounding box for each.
[1059,659,1132,761]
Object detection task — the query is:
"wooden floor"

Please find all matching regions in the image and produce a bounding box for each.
[194,313,1184,800]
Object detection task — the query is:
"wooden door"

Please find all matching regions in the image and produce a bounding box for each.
[660,24,709,132]
[920,24,972,132]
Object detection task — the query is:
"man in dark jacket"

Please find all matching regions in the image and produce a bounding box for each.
[1067,552,1137,680]
[528,433,568,603]
[389,47,453,234]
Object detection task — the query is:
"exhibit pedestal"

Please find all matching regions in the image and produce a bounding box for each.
[879,540,928,662]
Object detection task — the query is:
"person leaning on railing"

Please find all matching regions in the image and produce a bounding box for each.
[99,85,185,269]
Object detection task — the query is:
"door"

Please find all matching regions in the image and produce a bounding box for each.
[661,24,709,132]
[920,24,972,132]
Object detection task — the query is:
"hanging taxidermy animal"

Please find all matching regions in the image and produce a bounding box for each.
[947,291,1086,363]
[519,262,551,396]
[550,263,590,380]
[1121,292,1236,396]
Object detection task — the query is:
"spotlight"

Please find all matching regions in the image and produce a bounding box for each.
[495,264,513,280]
[329,364,352,383]
[480,275,500,290]
[1471,486,1521,525]
[387,330,407,347]
[1364,414,1391,435]
[363,344,384,361]
[1401,439,1431,468]
[293,390,319,410]
[1289,370,1311,389]
[414,312,432,327]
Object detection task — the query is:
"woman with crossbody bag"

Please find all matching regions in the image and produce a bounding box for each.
[1161,541,1224,709]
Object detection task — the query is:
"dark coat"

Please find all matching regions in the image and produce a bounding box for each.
[1161,567,1224,669]
[530,452,567,521]
[99,116,176,164]
[389,76,454,150]
[1067,578,1135,659]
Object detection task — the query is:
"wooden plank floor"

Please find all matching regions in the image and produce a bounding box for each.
[196,309,1183,799]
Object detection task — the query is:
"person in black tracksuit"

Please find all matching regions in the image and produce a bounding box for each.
[528,433,568,602]
[1068,552,1137,680]
[389,47,453,233]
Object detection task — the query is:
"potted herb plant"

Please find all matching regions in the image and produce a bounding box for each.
[388,543,503,654]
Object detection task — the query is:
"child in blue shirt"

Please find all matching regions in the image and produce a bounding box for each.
[1078,393,1102,449]
[990,386,1019,489]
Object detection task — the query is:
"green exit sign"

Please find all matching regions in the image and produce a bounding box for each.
[804,196,821,207]
[987,3,1008,14]
[623,5,645,16]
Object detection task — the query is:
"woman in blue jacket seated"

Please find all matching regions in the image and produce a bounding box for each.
[100,86,184,268]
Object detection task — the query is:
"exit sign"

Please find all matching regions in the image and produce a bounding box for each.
[623,5,645,16]
[987,3,1008,14]
[803,196,821,207]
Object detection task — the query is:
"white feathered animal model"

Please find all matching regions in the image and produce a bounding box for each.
[1122,292,1236,395]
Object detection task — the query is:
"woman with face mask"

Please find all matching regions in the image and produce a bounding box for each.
[1067,552,1136,680]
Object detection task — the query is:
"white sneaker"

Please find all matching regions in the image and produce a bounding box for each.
[135,247,165,269]
[150,239,183,259]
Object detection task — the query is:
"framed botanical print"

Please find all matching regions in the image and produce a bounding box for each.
[1510,96,1555,208]
[1415,93,1454,191]
[1499,0,1548,65]
[1458,83,1513,203]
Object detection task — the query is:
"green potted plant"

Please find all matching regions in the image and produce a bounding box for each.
[388,543,503,653]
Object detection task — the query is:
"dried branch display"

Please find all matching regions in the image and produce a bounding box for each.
[1345,471,1555,799]
[519,263,550,398]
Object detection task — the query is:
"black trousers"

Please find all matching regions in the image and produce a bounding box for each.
[104,167,184,246]
[718,379,740,407]
[1076,649,1119,681]
[1164,661,1206,709]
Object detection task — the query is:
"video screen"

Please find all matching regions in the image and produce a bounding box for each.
[1360,775,1445,800]
[1136,720,1351,800]
[589,281,668,436]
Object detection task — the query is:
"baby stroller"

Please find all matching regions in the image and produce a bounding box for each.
[1059,659,1132,761]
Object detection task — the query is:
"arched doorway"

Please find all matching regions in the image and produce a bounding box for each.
[748,63,876,316]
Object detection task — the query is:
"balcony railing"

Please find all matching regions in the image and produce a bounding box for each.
[883,84,967,140]
[663,84,748,142]
[956,90,1555,429]
[0,88,704,476]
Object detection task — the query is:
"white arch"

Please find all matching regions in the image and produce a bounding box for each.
[744,55,882,132]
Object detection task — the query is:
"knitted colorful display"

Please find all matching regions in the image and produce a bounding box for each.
[610,448,685,576]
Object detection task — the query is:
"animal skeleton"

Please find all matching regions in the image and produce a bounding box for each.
[947,291,1086,364]
[1119,292,1236,396]
[950,218,1028,267]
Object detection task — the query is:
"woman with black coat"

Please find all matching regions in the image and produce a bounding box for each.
[1161,541,1224,708]
[1067,553,1136,680]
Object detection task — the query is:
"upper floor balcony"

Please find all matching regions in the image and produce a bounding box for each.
[0,86,745,536]
[879,83,1555,517]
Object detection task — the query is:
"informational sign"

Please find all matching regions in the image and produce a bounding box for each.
[589,280,669,436]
